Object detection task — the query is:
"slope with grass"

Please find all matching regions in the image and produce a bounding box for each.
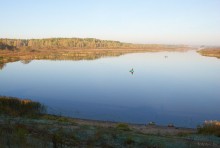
[0,96,219,147]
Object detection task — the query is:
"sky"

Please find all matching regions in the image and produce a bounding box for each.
[0,0,220,46]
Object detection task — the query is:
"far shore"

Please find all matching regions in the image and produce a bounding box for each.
[1,37,191,69]
[0,47,190,69]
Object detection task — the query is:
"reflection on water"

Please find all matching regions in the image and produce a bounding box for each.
[0,48,160,69]
[0,50,220,127]
[0,64,4,70]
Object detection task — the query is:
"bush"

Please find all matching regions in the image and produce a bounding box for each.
[124,136,135,145]
[0,96,46,117]
[116,123,131,131]
[197,124,220,137]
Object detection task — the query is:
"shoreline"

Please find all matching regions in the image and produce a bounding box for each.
[0,47,190,69]
[45,114,196,136]
[0,113,196,136]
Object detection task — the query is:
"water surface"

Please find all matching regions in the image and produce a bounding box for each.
[1,50,220,127]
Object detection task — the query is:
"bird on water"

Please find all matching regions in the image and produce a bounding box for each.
[129,68,134,75]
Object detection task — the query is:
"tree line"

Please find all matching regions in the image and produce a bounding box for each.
[0,38,172,50]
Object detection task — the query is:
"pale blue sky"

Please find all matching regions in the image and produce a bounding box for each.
[0,0,220,45]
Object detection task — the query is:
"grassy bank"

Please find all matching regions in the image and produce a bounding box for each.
[0,96,219,147]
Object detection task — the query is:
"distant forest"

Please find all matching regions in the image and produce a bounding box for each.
[0,38,177,50]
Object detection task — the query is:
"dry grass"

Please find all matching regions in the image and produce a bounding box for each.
[198,121,220,137]
[0,46,189,69]
[198,48,220,58]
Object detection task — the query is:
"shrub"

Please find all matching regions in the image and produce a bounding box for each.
[116,123,130,131]
[124,136,135,145]
[197,123,220,137]
[0,96,46,117]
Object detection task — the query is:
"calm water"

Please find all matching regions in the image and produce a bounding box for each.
[1,50,220,127]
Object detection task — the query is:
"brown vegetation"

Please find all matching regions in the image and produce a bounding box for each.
[0,38,189,69]
[198,120,220,137]
[0,38,187,50]
[0,96,46,117]
[198,48,220,59]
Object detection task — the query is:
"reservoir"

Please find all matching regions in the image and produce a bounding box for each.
[0,50,220,127]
